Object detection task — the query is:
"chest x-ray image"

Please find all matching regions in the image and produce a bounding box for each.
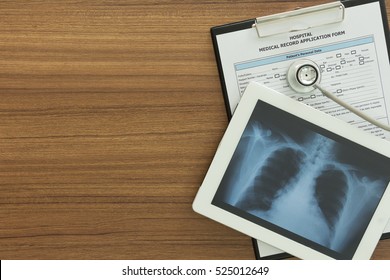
[212,100,390,259]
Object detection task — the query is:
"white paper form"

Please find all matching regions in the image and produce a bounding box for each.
[217,1,390,140]
[214,1,390,258]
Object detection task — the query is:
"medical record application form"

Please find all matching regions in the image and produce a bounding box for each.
[215,0,390,140]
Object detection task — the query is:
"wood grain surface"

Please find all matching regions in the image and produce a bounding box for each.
[0,0,389,260]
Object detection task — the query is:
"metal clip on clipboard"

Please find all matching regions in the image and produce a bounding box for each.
[253,1,345,38]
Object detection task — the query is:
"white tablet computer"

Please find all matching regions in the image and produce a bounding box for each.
[193,82,390,259]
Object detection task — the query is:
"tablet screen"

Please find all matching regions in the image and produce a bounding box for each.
[212,100,390,259]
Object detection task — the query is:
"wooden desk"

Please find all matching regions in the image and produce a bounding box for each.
[0,0,389,260]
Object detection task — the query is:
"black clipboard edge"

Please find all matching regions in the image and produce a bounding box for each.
[343,0,390,62]
[381,232,390,239]
[252,232,390,260]
[211,19,255,120]
[210,0,390,260]
[252,239,292,260]
[252,227,390,260]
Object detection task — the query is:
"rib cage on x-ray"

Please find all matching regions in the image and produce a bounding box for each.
[221,121,387,252]
[235,147,305,212]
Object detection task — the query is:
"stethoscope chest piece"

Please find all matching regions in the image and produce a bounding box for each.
[287,59,321,93]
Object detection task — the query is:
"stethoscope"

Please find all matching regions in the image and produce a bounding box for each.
[287,59,390,132]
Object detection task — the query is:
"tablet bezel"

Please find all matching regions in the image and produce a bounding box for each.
[193,81,390,259]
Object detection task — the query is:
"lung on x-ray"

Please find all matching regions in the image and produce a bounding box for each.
[212,100,390,259]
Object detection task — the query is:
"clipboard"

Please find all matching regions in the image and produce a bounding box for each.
[210,0,390,259]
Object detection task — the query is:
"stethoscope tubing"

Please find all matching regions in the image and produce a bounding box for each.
[315,83,390,132]
[288,60,390,132]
